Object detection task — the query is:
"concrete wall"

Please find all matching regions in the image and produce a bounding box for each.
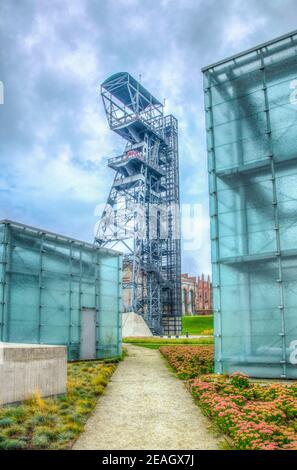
[0,343,67,405]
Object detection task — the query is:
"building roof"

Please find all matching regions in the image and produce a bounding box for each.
[0,219,122,256]
[101,72,162,110]
[202,28,297,72]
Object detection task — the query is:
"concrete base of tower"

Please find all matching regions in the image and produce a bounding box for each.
[122,312,153,337]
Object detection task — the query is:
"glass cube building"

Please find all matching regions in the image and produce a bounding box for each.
[203,30,297,378]
[0,220,122,361]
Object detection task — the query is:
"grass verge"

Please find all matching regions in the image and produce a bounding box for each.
[182,315,213,335]
[0,359,120,450]
[123,337,214,349]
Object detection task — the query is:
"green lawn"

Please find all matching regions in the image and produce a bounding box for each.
[182,315,213,335]
[123,336,213,349]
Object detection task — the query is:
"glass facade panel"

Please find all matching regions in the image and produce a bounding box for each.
[0,221,122,360]
[203,30,297,378]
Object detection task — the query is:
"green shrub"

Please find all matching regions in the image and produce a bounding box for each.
[68,413,83,424]
[0,418,14,428]
[3,425,24,437]
[94,385,105,396]
[0,438,26,449]
[230,372,250,389]
[5,406,28,423]
[33,426,60,441]
[29,414,47,426]
[32,434,50,449]
[57,430,76,441]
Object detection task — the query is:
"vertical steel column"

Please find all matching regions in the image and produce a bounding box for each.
[117,254,123,355]
[68,242,73,349]
[78,245,83,356]
[37,232,45,343]
[162,114,181,334]
[234,82,253,357]
[205,72,223,374]
[260,50,286,378]
[0,223,8,341]
[95,249,100,358]
[4,224,12,341]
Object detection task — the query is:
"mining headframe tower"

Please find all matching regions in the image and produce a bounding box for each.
[95,72,182,335]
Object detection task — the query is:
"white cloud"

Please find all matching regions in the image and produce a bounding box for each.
[79,104,121,163]
[18,146,104,203]
[224,15,267,45]
[21,14,99,84]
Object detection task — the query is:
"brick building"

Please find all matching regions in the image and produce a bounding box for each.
[181,273,212,315]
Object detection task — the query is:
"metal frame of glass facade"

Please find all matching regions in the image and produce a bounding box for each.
[203,30,297,378]
[0,220,122,361]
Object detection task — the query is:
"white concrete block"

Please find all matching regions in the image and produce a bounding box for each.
[0,343,67,405]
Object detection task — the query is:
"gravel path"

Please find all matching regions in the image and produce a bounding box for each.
[73,345,222,450]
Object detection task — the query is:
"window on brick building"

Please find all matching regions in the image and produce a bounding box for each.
[183,289,187,313]
[190,290,194,313]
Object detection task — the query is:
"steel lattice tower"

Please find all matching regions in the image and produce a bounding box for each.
[95,72,181,335]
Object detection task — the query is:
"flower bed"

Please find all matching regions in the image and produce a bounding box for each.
[160,345,213,379]
[192,373,297,450]
[160,346,297,450]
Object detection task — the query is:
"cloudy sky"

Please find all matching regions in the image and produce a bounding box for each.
[1,0,297,275]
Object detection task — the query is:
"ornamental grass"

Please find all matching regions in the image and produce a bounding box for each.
[0,361,117,450]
